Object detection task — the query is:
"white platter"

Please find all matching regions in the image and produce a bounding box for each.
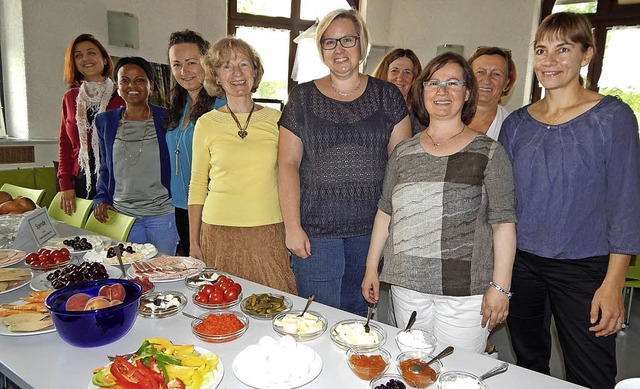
[87,346,224,389]
[29,264,123,292]
[42,235,110,253]
[0,249,26,268]
[84,243,157,265]
[232,342,322,389]
[127,256,205,282]
[0,268,32,295]
[0,300,55,337]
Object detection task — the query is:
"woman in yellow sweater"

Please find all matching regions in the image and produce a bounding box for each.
[188,37,296,294]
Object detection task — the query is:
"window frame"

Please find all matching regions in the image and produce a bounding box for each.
[227,0,359,93]
[532,0,640,102]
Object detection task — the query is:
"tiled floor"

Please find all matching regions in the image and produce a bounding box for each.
[377,284,640,385]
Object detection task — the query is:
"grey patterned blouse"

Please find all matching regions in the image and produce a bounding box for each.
[378,134,516,296]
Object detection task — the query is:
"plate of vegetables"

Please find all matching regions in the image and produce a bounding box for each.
[89,337,223,389]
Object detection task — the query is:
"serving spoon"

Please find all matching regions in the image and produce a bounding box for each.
[409,345,454,374]
[403,311,417,332]
[478,362,509,381]
[363,303,376,333]
[298,294,315,317]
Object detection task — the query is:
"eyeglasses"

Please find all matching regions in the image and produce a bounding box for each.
[320,35,360,50]
[422,80,467,90]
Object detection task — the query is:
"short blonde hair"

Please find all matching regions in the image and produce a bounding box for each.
[202,37,264,98]
[316,8,369,63]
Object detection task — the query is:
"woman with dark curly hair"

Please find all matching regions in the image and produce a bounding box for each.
[165,30,226,256]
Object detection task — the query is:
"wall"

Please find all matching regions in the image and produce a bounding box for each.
[365,0,541,112]
[1,0,541,169]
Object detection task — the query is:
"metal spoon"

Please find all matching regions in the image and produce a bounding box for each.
[408,345,454,374]
[363,303,376,333]
[113,245,126,278]
[182,312,200,320]
[297,294,315,317]
[478,362,509,381]
[403,311,417,332]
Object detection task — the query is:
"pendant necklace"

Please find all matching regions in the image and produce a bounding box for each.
[174,104,191,175]
[227,103,255,139]
[120,105,151,166]
[546,111,564,129]
[331,75,361,97]
[425,124,466,147]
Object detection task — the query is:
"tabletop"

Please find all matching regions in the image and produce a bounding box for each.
[0,223,586,389]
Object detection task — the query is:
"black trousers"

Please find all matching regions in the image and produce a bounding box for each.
[174,207,190,256]
[507,249,617,389]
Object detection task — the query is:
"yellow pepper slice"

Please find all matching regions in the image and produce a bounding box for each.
[144,337,174,355]
[191,370,203,389]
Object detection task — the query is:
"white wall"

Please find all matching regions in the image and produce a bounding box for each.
[1,0,541,168]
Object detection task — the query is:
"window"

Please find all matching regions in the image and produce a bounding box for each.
[228,0,359,101]
[536,0,640,122]
[0,39,5,138]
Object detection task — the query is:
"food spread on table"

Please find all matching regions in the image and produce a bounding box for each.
[43,235,106,252]
[85,242,157,264]
[0,267,31,293]
[91,338,220,389]
[65,282,126,311]
[0,249,26,268]
[46,262,109,289]
[129,255,205,281]
[24,248,71,271]
[273,312,324,335]
[0,290,53,332]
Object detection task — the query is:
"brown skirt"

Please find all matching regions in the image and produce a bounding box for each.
[200,222,297,295]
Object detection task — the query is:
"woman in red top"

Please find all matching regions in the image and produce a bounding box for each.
[57,33,124,215]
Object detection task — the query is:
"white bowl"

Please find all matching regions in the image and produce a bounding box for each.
[395,329,437,354]
[616,378,640,389]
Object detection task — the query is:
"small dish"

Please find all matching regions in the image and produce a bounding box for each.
[330,319,386,351]
[370,373,418,389]
[184,270,227,290]
[192,289,242,310]
[137,291,186,318]
[346,346,391,381]
[395,329,437,354]
[191,310,249,343]
[240,293,292,320]
[397,350,443,388]
[272,309,327,341]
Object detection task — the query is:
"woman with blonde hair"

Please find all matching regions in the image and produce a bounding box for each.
[278,9,411,316]
[188,37,296,294]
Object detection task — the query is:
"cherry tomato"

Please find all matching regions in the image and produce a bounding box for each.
[219,277,234,286]
[212,283,222,292]
[25,253,39,265]
[216,275,227,282]
[53,256,68,264]
[209,291,224,304]
[59,247,70,257]
[37,248,51,255]
[201,285,215,295]
[194,292,208,304]
[223,285,241,302]
[218,282,230,292]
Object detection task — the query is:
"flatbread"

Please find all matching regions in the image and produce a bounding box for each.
[0,268,31,282]
[0,281,8,292]
[3,312,47,325]
[6,317,53,332]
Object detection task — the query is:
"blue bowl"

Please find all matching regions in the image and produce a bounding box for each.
[45,279,142,347]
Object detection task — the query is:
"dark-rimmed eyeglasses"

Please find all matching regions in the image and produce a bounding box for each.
[422,80,467,91]
[320,35,360,50]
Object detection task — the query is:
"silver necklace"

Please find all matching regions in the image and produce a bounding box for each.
[120,106,151,166]
[174,104,191,175]
[330,75,361,97]
[425,124,466,147]
[546,111,565,129]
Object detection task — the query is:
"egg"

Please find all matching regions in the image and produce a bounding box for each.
[258,335,278,349]
[279,334,297,350]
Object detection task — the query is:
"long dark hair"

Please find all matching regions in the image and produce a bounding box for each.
[165,30,218,131]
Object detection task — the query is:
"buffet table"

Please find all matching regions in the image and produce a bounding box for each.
[0,223,586,389]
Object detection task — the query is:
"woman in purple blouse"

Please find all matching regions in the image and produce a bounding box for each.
[499,12,640,389]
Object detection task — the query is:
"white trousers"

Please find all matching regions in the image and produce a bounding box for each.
[390,285,489,354]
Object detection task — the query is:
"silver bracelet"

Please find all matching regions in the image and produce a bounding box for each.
[489,281,513,299]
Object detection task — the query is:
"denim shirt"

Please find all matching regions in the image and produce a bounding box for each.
[499,95,640,259]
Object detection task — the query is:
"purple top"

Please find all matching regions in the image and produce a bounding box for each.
[499,95,640,259]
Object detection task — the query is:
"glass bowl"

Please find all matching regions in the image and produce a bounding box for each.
[184,270,228,290]
[44,279,142,347]
[240,293,292,320]
[370,373,418,389]
[191,310,249,343]
[330,319,387,351]
[192,289,242,310]
[346,346,391,381]
[437,371,488,389]
[397,350,443,388]
[271,309,327,341]
[138,291,186,318]
[395,329,437,354]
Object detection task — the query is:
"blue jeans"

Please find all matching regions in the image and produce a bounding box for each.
[292,235,370,317]
[127,213,178,255]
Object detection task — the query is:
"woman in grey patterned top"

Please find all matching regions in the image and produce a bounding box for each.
[361,52,516,353]
[278,9,411,316]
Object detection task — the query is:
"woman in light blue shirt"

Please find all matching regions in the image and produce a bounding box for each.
[165,30,225,256]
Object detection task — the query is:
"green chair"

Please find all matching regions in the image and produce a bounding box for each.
[47,192,94,229]
[0,183,45,205]
[623,255,640,325]
[84,209,136,242]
